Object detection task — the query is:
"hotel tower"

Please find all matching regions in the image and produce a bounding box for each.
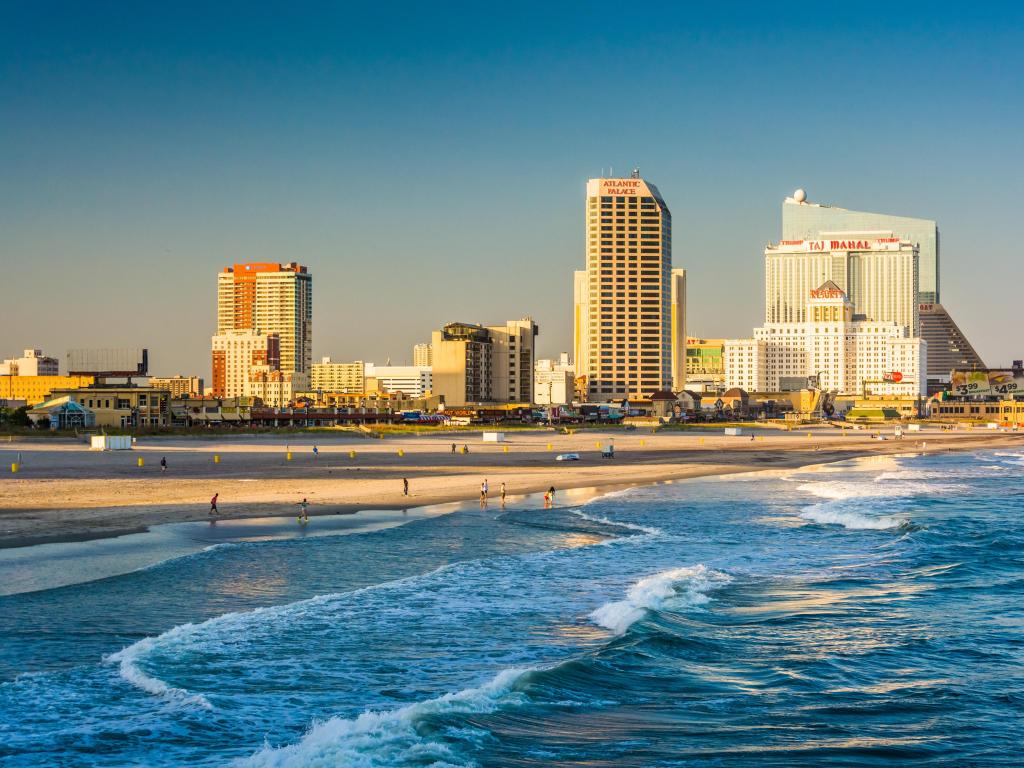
[215,262,313,379]
[781,190,984,390]
[574,173,686,401]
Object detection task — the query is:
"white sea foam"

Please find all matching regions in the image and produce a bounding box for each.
[798,505,905,530]
[589,565,731,635]
[571,509,663,537]
[106,630,212,709]
[235,666,534,767]
[582,487,637,505]
[104,560,473,709]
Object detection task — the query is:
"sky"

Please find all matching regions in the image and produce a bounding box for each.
[2,2,1023,378]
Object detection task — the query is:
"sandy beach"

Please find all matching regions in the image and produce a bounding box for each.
[1,426,1021,548]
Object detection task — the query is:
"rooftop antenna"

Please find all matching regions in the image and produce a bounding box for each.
[631,167,640,179]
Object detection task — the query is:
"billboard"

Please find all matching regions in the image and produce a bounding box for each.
[951,369,1024,397]
[67,348,148,376]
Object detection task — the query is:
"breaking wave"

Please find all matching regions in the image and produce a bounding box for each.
[571,509,664,537]
[235,667,535,767]
[798,506,906,530]
[589,565,731,635]
[106,631,212,710]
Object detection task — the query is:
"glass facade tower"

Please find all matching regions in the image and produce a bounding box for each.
[782,196,939,304]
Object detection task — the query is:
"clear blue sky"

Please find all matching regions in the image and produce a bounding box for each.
[2,2,1022,377]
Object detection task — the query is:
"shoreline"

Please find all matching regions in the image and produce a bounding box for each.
[1,429,1021,550]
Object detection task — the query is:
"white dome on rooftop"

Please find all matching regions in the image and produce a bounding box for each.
[793,188,807,203]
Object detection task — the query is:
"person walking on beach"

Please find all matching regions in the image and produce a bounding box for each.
[480,479,488,506]
[463,444,469,454]
[298,497,309,523]
[313,445,319,459]
[209,493,219,516]
[160,456,167,473]
[403,477,409,496]
[500,482,507,507]
[451,443,457,454]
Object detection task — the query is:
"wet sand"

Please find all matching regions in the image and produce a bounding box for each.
[1,426,1021,548]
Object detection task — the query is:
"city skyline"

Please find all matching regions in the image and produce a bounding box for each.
[3,4,1023,376]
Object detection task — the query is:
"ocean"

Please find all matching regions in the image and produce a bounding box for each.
[1,449,1022,766]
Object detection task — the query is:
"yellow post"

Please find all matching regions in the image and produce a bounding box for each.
[806,432,812,438]
[699,437,705,446]
[286,452,292,461]
[503,445,509,453]
[137,457,144,467]
[640,439,646,447]
[10,463,17,474]
[349,450,356,459]
[214,454,221,463]
[398,449,405,457]
[595,441,601,449]
[546,443,553,451]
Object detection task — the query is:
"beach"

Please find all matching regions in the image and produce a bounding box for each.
[1,426,1021,548]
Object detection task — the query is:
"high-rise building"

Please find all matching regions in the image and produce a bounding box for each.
[412,343,433,367]
[765,236,919,336]
[574,174,679,401]
[671,268,687,391]
[211,329,280,398]
[311,358,365,393]
[781,190,983,388]
[0,349,59,376]
[431,318,537,406]
[216,262,312,376]
[782,192,939,304]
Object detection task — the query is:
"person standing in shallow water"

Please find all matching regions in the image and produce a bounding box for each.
[403,478,409,496]
[500,482,507,507]
[298,497,309,523]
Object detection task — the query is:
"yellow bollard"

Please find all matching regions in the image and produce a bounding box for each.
[806,432,812,438]
[10,463,18,474]
[398,449,405,457]
[699,437,705,446]
[595,441,602,449]
[640,439,646,447]
[137,457,144,467]
[503,445,509,453]
[547,443,552,451]
[214,454,220,463]
[349,450,356,459]
[286,452,292,461]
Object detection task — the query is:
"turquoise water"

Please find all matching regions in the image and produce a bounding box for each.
[1,449,1022,766]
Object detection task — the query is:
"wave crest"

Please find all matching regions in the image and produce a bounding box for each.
[798,505,905,530]
[235,667,533,767]
[589,565,731,635]
[105,629,212,709]
[571,509,663,537]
